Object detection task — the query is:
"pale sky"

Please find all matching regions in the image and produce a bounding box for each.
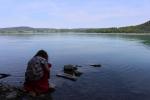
[0,0,150,28]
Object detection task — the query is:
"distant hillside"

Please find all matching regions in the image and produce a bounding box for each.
[118,21,150,33]
[0,21,150,34]
[0,27,59,33]
[80,20,150,33]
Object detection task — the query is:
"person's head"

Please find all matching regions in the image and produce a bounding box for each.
[35,50,48,60]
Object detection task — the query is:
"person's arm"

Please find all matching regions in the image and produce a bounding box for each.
[41,58,51,72]
[44,63,50,72]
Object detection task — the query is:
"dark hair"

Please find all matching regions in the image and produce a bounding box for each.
[35,50,48,60]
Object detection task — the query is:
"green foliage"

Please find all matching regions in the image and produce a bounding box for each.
[0,21,150,34]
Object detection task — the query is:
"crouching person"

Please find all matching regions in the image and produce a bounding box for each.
[24,50,54,96]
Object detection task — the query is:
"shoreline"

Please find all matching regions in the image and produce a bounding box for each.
[0,32,150,35]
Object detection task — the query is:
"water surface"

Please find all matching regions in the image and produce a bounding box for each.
[0,33,150,100]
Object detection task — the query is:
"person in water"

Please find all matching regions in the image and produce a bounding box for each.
[24,50,54,96]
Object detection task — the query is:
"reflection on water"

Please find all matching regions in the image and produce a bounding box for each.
[0,33,150,100]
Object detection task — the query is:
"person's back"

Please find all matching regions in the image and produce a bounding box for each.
[25,56,47,81]
[24,50,53,96]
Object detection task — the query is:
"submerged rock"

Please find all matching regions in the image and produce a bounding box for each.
[90,64,102,67]
[0,74,11,79]
[56,72,77,81]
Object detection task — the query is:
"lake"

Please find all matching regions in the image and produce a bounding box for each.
[0,33,150,100]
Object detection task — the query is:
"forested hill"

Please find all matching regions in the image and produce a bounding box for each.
[77,20,150,33]
[0,21,150,34]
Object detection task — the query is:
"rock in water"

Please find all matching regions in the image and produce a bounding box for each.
[74,70,83,77]
[64,65,77,71]
[0,74,10,79]
[64,64,77,75]
[90,64,102,67]
[6,91,17,99]
[56,72,77,81]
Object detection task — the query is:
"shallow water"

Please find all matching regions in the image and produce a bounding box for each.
[0,33,150,100]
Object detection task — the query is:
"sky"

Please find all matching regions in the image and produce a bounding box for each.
[0,0,150,28]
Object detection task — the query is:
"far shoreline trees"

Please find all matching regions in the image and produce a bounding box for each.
[0,20,150,34]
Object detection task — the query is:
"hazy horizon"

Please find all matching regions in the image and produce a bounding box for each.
[0,0,150,28]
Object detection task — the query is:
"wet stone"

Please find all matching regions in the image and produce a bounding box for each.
[0,74,11,79]
[0,83,54,100]
[90,64,102,67]
[6,91,17,99]
[2,86,8,92]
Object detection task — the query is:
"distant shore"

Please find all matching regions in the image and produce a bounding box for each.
[0,20,150,34]
[0,32,150,35]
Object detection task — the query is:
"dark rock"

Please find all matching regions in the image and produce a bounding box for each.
[64,65,77,71]
[0,83,55,100]
[56,64,83,81]
[64,64,77,75]
[1,86,8,92]
[6,91,17,99]
[56,73,77,81]
[74,70,83,77]
[90,64,102,67]
[0,74,11,79]
[75,65,82,67]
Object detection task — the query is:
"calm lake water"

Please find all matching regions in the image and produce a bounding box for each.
[0,33,150,100]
